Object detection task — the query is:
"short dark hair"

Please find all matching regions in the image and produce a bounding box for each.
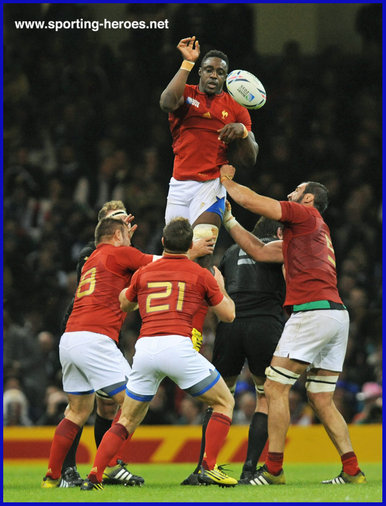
[252,216,282,239]
[162,218,193,253]
[303,181,329,213]
[200,49,229,70]
[95,217,125,245]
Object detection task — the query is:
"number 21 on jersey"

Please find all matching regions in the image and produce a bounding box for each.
[146,281,186,313]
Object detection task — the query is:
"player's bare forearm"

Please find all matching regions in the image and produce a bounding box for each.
[232,132,259,167]
[212,295,235,323]
[221,175,282,221]
[160,36,199,112]
[229,223,283,263]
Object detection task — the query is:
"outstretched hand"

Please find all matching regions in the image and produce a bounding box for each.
[189,237,215,260]
[220,164,236,181]
[177,36,200,62]
[123,214,138,239]
[217,123,246,144]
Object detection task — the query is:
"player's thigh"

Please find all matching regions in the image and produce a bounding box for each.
[165,178,197,223]
[212,320,246,377]
[148,335,221,396]
[190,179,226,225]
[165,201,190,223]
[126,337,166,399]
[273,310,348,369]
[309,310,349,372]
[60,331,130,395]
[244,316,283,377]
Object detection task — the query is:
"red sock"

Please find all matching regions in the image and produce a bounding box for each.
[107,432,134,467]
[265,452,284,475]
[88,423,128,482]
[46,418,81,479]
[202,412,231,470]
[341,451,360,475]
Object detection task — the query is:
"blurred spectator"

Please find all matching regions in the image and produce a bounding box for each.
[353,382,382,424]
[3,3,381,424]
[177,397,204,425]
[142,384,177,425]
[4,377,32,426]
[289,388,314,426]
[37,385,68,426]
[333,381,360,423]
[233,391,256,425]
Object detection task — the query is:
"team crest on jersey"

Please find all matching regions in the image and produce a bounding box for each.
[222,110,229,119]
[186,96,200,108]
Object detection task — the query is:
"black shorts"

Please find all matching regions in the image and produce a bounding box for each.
[212,315,283,379]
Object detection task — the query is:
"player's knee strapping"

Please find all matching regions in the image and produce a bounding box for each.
[193,224,219,248]
[265,366,300,385]
[305,375,338,393]
[255,384,265,395]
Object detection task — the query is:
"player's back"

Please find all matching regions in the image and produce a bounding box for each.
[220,241,285,320]
[131,255,222,339]
[280,201,342,305]
[66,244,136,341]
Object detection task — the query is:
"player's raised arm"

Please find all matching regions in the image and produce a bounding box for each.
[160,36,200,112]
[220,165,282,220]
[222,200,283,264]
[218,124,258,168]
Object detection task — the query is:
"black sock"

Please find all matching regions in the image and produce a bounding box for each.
[94,413,113,448]
[242,412,268,475]
[61,426,83,473]
[193,407,213,473]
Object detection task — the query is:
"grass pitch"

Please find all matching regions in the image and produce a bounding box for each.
[3,462,382,503]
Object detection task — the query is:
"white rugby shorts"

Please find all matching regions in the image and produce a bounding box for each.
[165,177,226,225]
[126,334,220,401]
[60,331,131,395]
[273,310,349,372]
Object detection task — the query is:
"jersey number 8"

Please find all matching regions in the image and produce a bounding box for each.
[76,267,97,298]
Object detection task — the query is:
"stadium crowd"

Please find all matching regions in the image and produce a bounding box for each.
[4,4,382,427]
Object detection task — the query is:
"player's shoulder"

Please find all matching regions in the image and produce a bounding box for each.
[79,241,95,259]
[221,243,239,262]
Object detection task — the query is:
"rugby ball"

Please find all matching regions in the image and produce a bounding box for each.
[226,70,266,110]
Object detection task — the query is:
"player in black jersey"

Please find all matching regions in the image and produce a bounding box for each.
[182,216,285,485]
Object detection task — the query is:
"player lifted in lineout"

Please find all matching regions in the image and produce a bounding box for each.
[160,36,259,270]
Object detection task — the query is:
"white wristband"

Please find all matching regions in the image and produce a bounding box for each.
[223,216,238,231]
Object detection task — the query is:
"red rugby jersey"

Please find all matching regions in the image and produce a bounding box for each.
[280,201,343,306]
[124,255,224,338]
[66,243,153,342]
[168,85,252,181]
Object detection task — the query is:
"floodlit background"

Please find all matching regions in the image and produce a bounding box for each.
[3,3,382,430]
